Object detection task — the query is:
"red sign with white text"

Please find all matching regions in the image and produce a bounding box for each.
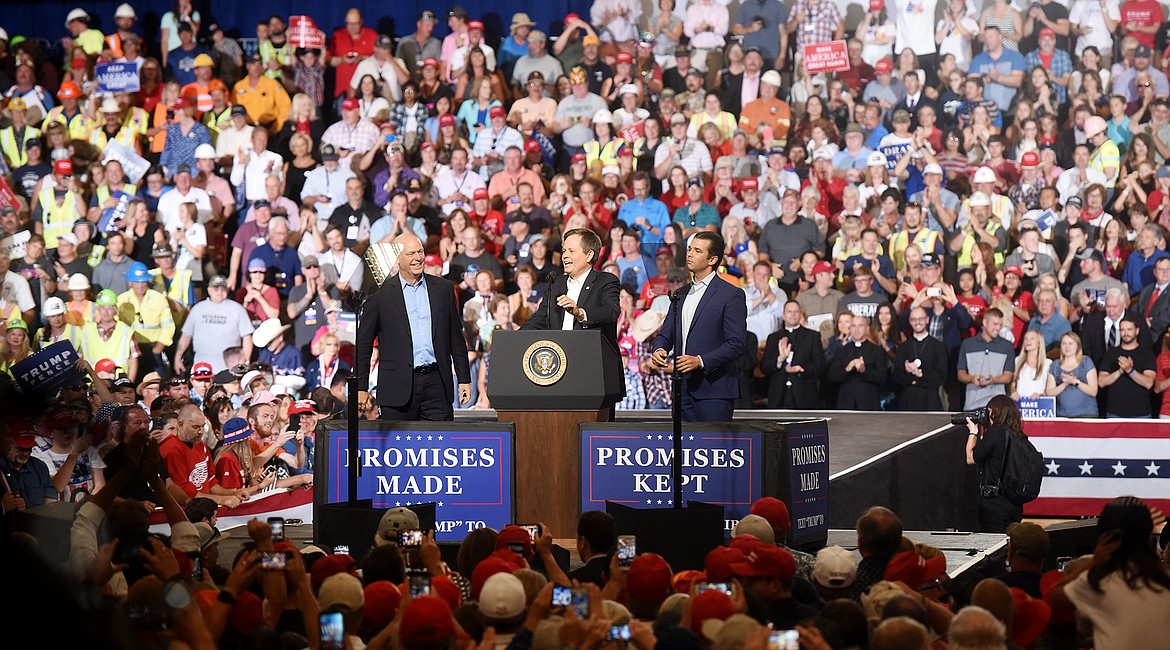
[0,177,19,212]
[802,40,851,74]
[288,16,325,49]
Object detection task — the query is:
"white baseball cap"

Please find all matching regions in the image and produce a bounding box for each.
[812,546,858,588]
[867,151,887,167]
[923,162,943,175]
[593,109,613,124]
[195,143,216,159]
[761,70,782,87]
[478,572,527,619]
[813,146,834,162]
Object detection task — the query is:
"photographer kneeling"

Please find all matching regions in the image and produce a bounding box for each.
[963,395,1026,533]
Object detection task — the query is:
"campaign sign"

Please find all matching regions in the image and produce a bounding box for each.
[1018,396,1057,419]
[98,193,131,233]
[95,62,140,94]
[0,176,20,212]
[12,341,82,400]
[102,141,150,184]
[289,16,325,49]
[784,423,829,548]
[324,424,514,542]
[580,426,762,530]
[802,40,850,74]
[1034,208,1058,232]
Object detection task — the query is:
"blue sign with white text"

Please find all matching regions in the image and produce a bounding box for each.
[580,427,762,530]
[326,426,514,542]
[95,62,140,93]
[12,340,82,400]
[1018,396,1057,419]
[785,424,830,547]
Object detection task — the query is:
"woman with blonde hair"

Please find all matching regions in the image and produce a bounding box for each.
[282,131,319,202]
[304,331,350,394]
[278,92,324,160]
[1045,331,1099,417]
[1011,330,1051,400]
[720,216,756,270]
[0,320,32,377]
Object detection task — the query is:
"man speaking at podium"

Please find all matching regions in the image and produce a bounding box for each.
[651,232,747,422]
[520,228,624,418]
[356,234,471,420]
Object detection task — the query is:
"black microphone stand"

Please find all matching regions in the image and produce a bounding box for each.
[668,287,683,508]
[545,271,557,326]
[346,289,368,505]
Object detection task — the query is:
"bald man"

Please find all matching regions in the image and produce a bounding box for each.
[870,617,931,650]
[948,606,1008,650]
[356,234,471,420]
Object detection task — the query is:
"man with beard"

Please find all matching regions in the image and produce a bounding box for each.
[159,403,247,507]
[894,306,948,411]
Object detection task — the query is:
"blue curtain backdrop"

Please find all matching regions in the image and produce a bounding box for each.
[2,1,592,53]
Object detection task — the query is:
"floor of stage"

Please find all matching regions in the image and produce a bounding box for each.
[454,408,958,477]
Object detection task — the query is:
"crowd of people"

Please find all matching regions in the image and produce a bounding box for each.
[3,417,1168,650]
[2,0,1170,420]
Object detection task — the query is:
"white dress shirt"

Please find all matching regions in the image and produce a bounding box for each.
[681,271,715,353]
[562,273,586,330]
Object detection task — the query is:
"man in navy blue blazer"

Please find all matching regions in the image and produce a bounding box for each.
[651,231,748,422]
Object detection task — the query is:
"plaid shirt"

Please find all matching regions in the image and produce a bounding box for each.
[789,0,843,48]
[636,340,673,408]
[321,119,381,156]
[389,102,430,143]
[1024,49,1073,102]
[618,368,647,410]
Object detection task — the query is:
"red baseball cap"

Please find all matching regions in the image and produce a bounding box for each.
[730,546,797,582]
[875,58,893,74]
[54,159,74,176]
[495,525,534,560]
[310,554,358,592]
[424,253,443,266]
[672,569,707,594]
[869,0,884,10]
[489,105,506,119]
[741,177,759,191]
[288,399,317,415]
[704,546,745,583]
[473,187,490,200]
[470,556,515,599]
[883,550,947,589]
[363,581,402,629]
[616,52,633,64]
[626,553,673,602]
[617,146,633,157]
[191,362,213,380]
[45,406,75,430]
[421,141,435,151]
[1020,151,1040,168]
[11,426,39,449]
[564,13,580,26]
[524,139,541,153]
[750,496,791,538]
[430,574,463,610]
[1012,587,1052,648]
[423,58,440,69]
[341,97,360,111]
[399,596,457,645]
[812,260,835,276]
[468,20,484,31]
[1004,265,1024,277]
[439,113,456,127]
[95,358,117,374]
[690,590,736,635]
[1039,26,1056,39]
[727,533,765,557]
[173,95,190,109]
[571,152,587,164]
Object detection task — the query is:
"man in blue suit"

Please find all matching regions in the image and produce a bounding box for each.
[651,231,747,422]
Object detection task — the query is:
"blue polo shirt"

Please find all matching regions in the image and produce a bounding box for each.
[248,244,302,297]
[969,48,1027,115]
[1027,312,1072,350]
[618,197,671,247]
[1122,248,1170,296]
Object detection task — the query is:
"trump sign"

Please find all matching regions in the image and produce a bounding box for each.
[319,423,514,542]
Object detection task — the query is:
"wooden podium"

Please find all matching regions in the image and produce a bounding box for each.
[489,330,623,538]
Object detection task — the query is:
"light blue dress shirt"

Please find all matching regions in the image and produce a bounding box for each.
[402,275,436,368]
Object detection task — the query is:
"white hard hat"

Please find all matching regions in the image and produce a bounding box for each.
[0,27,8,42]
[1083,115,1108,139]
[43,296,67,317]
[195,143,216,159]
[619,83,639,97]
[65,8,89,28]
[593,109,613,125]
[115,3,137,19]
[866,151,887,167]
[67,273,91,291]
[99,97,120,114]
[969,191,991,208]
[973,166,996,184]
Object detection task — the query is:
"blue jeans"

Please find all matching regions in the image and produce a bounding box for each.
[1106,413,1151,419]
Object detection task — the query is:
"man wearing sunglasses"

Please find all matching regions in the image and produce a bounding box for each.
[118,262,175,379]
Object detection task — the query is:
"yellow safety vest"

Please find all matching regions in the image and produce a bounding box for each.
[95,183,138,206]
[117,289,175,347]
[202,106,232,143]
[149,268,194,307]
[86,244,106,268]
[0,124,41,168]
[123,106,150,136]
[42,106,96,141]
[80,320,135,375]
[89,126,140,154]
[957,220,1006,268]
[39,187,82,249]
[584,138,625,174]
[37,323,84,351]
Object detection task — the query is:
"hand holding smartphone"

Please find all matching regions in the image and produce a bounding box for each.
[268,516,285,542]
[398,528,425,548]
[320,611,345,650]
[617,535,636,569]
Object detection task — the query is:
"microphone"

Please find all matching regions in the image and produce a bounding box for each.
[545,271,557,326]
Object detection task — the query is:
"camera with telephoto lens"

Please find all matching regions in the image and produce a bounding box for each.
[951,407,989,427]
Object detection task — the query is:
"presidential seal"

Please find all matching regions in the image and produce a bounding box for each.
[522,340,567,386]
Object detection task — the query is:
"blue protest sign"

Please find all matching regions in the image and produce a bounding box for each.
[12,340,82,400]
[98,193,130,233]
[1018,396,1056,418]
[95,62,140,94]
[784,423,830,547]
[1034,208,1058,232]
[323,424,514,541]
[580,426,762,530]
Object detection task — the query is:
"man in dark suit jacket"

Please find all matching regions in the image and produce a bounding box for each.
[651,231,748,421]
[356,234,471,420]
[721,47,765,118]
[1136,256,1170,345]
[520,228,625,412]
[893,71,938,128]
[761,301,824,409]
[1078,288,1154,368]
[827,313,888,410]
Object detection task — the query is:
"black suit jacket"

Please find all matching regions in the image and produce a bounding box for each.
[761,326,824,409]
[894,94,938,128]
[520,268,625,402]
[721,71,759,118]
[356,273,471,408]
[826,339,888,410]
[1078,309,1154,368]
[1136,283,1170,343]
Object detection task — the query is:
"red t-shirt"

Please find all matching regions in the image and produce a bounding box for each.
[159,435,218,498]
[215,452,247,490]
[956,294,989,339]
[329,27,378,97]
[1121,0,1165,48]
